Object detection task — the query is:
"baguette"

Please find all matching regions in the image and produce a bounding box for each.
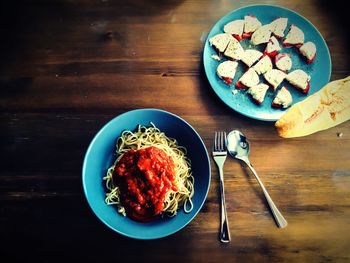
[275,76,350,138]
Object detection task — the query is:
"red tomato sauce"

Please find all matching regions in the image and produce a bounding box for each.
[113,146,177,222]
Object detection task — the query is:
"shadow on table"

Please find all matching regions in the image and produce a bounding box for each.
[1,194,197,262]
[317,0,350,42]
[317,0,350,73]
[0,0,185,73]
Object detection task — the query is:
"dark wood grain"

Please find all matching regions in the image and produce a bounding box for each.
[1,0,350,262]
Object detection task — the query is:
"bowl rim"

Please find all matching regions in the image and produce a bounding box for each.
[82,108,211,239]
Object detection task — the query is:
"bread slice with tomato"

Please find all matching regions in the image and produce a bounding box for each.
[247,83,270,105]
[286,69,311,94]
[263,69,287,91]
[283,25,304,48]
[272,86,293,108]
[299,41,316,63]
[216,60,239,85]
[264,36,281,58]
[209,33,234,55]
[224,20,245,41]
[235,68,260,89]
[270,17,288,39]
[243,15,262,39]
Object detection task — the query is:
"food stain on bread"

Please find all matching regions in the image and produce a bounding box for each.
[275,76,350,138]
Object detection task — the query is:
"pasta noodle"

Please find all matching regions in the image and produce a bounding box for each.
[103,123,194,219]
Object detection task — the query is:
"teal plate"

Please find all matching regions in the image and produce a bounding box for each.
[82,109,210,239]
[203,4,331,121]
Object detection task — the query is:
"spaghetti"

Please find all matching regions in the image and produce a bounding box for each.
[103,124,194,222]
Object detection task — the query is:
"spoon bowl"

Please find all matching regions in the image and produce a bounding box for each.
[227,130,250,160]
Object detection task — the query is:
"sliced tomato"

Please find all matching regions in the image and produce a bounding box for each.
[235,81,248,90]
[232,34,242,41]
[306,54,316,64]
[264,50,278,58]
[242,33,252,39]
[222,77,232,85]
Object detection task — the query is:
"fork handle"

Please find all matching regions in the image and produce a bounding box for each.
[218,166,231,243]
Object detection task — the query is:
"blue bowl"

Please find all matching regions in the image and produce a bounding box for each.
[82,109,211,239]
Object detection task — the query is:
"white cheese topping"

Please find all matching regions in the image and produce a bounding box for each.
[275,53,292,71]
[241,49,263,67]
[238,68,260,88]
[266,36,281,54]
[247,83,270,103]
[244,15,262,33]
[273,86,293,108]
[217,60,239,80]
[251,24,272,45]
[253,55,273,75]
[224,38,245,60]
[286,69,311,91]
[283,25,304,45]
[270,17,288,38]
[263,69,286,90]
[211,54,221,61]
[209,33,234,53]
[224,20,245,38]
[299,41,316,61]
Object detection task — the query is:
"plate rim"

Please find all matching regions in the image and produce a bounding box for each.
[203,4,332,122]
[82,108,211,239]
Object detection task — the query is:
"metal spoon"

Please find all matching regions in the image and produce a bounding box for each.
[227,130,288,228]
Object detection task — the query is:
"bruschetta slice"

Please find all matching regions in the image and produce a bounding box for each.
[286,69,311,94]
[264,36,281,58]
[224,20,245,41]
[283,25,304,48]
[299,41,316,63]
[235,68,259,89]
[272,86,293,108]
[269,17,288,39]
[209,33,234,54]
[224,38,245,61]
[251,24,272,45]
[275,53,292,72]
[216,60,239,85]
[243,15,262,39]
[247,83,270,105]
[263,69,287,91]
[241,49,263,67]
[252,55,273,75]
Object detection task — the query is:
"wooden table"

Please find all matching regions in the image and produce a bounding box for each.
[1,0,349,262]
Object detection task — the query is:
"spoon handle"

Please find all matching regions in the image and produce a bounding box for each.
[243,159,288,228]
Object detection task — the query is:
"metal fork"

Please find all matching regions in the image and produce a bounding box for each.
[213,131,231,243]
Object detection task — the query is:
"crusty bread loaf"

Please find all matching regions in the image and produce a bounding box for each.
[275,76,350,138]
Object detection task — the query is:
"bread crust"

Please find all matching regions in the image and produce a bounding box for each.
[275,76,350,138]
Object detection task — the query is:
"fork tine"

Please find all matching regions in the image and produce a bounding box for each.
[221,131,225,151]
[224,132,227,150]
[214,131,228,152]
[217,131,220,151]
